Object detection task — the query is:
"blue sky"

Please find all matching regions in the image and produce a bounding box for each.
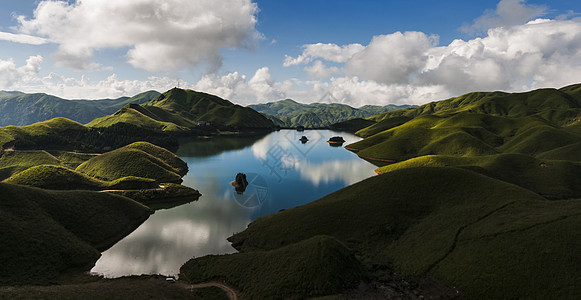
[0,0,580,106]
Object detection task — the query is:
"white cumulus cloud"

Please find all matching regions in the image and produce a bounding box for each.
[460,0,548,34]
[283,43,364,67]
[0,55,43,89]
[283,16,581,103]
[7,0,260,72]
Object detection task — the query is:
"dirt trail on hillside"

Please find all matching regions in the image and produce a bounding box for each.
[177,281,238,300]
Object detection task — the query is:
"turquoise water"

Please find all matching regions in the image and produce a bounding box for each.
[91,130,377,277]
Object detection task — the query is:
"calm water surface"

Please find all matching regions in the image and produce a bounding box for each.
[91,130,377,277]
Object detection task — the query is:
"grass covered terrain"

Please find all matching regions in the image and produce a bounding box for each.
[0,182,152,285]
[1,142,199,207]
[376,153,581,199]
[180,235,362,300]
[76,142,187,182]
[90,88,274,133]
[0,116,179,152]
[225,167,581,299]
[0,275,207,300]
[346,85,581,181]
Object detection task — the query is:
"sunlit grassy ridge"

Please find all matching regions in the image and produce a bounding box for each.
[0,150,64,180]
[348,85,581,165]
[4,165,159,191]
[0,116,179,152]
[0,182,152,285]
[226,167,581,299]
[357,84,581,138]
[89,88,274,132]
[0,118,89,150]
[180,235,362,300]
[87,103,190,133]
[1,142,197,206]
[75,142,187,182]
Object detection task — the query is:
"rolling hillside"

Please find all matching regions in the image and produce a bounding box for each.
[177,83,581,299]
[249,99,412,128]
[0,91,160,126]
[0,182,152,285]
[223,167,581,299]
[89,88,274,131]
[347,84,581,169]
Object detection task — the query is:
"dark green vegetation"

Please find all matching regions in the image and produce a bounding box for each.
[328,118,376,132]
[376,153,581,199]
[0,90,159,126]
[0,182,152,285]
[180,235,362,300]
[90,88,274,132]
[226,167,581,299]
[249,99,411,128]
[0,275,210,300]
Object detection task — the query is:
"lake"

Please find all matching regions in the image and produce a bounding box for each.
[91,130,377,277]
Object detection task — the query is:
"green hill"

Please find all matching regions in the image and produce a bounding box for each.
[358,84,581,138]
[0,182,151,285]
[90,88,274,132]
[249,99,412,128]
[226,167,581,299]
[87,103,190,133]
[75,142,188,182]
[376,153,581,199]
[0,91,159,126]
[0,116,179,152]
[180,235,362,300]
[347,85,581,166]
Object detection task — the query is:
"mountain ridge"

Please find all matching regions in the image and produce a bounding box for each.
[249,99,413,128]
[0,90,160,126]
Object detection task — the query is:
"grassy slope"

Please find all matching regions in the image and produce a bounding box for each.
[0,150,63,180]
[3,165,160,192]
[349,111,581,162]
[88,88,274,132]
[227,167,581,299]
[146,88,274,129]
[0,117,88,148]
[357,85,581,138]
[87,103,190,133]
[75,142,186,182]
[180,235,362,300]
[0,276,214,300]
[376,153,581,199]
[0,182,151,285]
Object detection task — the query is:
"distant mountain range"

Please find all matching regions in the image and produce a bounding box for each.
[0,91,413,128]
[0,91,160,126]
[248,99,413,128]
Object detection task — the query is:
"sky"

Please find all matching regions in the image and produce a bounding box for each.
[0,0,580,107]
